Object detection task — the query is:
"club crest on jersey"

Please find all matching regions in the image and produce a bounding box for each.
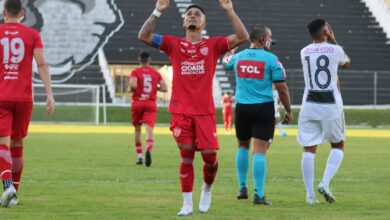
[0,0,124,83]
[173,127,182,137]
[200,47,209,56]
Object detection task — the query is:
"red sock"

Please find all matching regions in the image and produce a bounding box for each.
[135,142,143,154]
[0,144,12,181]
[10,146,23,191]
[201,152,219,185]
[180,148,195,192]
[146,139,154,151]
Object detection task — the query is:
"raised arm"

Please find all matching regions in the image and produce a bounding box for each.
[220,0,249,49]
[138,0,170,46]
[326,23,351,69]
[33,50,55,115]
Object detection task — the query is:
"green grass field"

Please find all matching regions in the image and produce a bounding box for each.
[0,125,389,219]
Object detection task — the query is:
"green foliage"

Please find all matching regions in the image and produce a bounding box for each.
[1,129,389,219]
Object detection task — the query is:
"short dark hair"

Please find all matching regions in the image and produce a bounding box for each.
[185,4,205,15]
[4,0,22,17]
[250,24,270,42]
[139,51,150,64]
[307,19,326,38]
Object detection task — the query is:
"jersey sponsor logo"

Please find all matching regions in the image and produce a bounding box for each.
[237,60,265,79]
[0,0,124,83]
[181,60,205,75]
[304,46,334,54]
[4,31,19,35]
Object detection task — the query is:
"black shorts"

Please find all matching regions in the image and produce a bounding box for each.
[235,102,275,142]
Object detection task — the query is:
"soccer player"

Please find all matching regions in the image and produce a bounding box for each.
[298,19,351,204]
[138,0,248,216]
[129,51,167,167]
[220,91,235,134]
[223,25,292,205]
[0,0,55,208]
[272,84,287,137]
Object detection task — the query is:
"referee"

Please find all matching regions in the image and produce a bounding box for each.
[223,24,292,205]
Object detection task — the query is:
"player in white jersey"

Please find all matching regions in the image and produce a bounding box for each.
[298,19,351,205]
[272,85,287,137]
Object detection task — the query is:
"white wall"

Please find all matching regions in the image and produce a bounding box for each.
[364,0,390,41]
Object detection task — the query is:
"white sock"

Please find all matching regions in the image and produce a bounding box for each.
[302,152,315,199]
[276,122,283,132]
[322,149,344,186]
[182,192,193,207]
[137,154,143,159]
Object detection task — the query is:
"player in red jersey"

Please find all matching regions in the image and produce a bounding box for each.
[0,0,55,208]
[138,0,249,216]
[129,51,167,167]
[220,92,235,134]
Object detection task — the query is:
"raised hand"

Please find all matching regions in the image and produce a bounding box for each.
[156,0,170,12]
[326,23,337,44]
[220,0,233,12]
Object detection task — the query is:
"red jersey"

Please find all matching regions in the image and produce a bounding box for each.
[0,23,43,102]
[222,96,234,111]
[130,66,163,101]
[160,35,230,115]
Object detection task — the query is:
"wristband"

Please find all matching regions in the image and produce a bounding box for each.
[152,9,162,18]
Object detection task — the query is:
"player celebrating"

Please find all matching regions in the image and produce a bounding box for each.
[298,19,351,204]
[0,0,55,208]
[272,84,287,137]
[220,92,235,134]
[223,25,292,205]
[129,51,167,167]
[138,0,248,216]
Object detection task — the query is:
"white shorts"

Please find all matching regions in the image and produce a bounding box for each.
[297,113,345,147]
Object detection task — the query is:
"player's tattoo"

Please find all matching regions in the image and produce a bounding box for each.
[139,16,159,39]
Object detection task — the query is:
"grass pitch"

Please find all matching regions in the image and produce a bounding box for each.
[0,125,389,219]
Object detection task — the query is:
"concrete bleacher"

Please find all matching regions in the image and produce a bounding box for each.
[102,0,390,105]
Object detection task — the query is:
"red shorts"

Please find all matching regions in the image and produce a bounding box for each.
[131,100,157,128]
[170,114,219,150]
[0,101,33,140]
[223,109,233,123]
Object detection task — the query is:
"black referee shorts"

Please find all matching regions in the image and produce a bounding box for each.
[235,102,275,142]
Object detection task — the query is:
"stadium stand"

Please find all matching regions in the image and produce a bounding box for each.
[9,0,389,105]
[102,0,390,105]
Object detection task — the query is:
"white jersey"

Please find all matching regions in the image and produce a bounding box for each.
[299,42,349,120]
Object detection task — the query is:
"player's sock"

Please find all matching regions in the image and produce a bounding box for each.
[322,149,344,186]
[146,139,154,151]
[0,144,13,190]
[10,146,23,192]
[276,122,283,133]
[201,152,218,186]
[302,152,316,199]
[235,147,249,190]
[180,148,195,192]
[252,153,266,198]
[135,142,143,158]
